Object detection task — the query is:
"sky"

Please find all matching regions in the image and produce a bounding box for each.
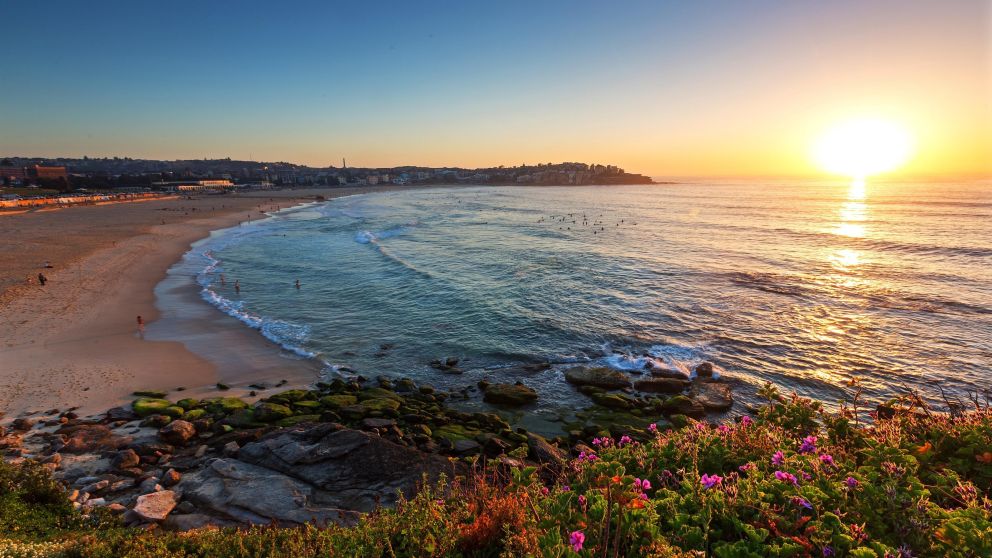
[1,0,989,177]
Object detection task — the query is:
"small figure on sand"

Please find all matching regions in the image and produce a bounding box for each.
[295,279,301,289]
[234,280,240,294]
[44,260,53,268]
[37,273,47,286]
[136,315,145,337]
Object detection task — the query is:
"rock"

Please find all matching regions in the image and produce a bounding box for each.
[634,377,690,394]
[361,418,397,430]
[81,480,109,494]
[695,362,715,378]
[194,445,208,458]
[205,397,248,414]
[106,406,138,422]
[216,383,230,390]
[234,424,461,513]
[526,433,566,473]
[564,366,631,390]
[252,402,293,423]
[660,395,705,418]
[133,398,173,418]
[445,357,459,368]
[142,414,172,428]
[139,477,162,493]
[693,382,733,411]
[223,441,240,457]
[483,383,539,406]
[453,439,481,455]
[12,418,36,431]
[108,503,127,514]
[86,497,107,507]
[41,453,62,467]
[590,392,636,410]
[179,458,361,526]
[161,468,181,487]
[176,398,200,410]
[60,424,132,453]
[320,394,358,408]
[112,449,141,469]
[133,490,178,522]
[159,420,197,445]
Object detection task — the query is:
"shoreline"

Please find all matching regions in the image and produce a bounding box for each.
[0,185,417,421]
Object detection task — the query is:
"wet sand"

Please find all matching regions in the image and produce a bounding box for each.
[0,186,409,420]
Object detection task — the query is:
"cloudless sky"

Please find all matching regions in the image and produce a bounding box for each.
[1,0,989,176]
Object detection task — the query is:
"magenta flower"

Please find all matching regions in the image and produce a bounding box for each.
[541,486,550,496]
[791,496,813,510]
[740,415,753,427]
[634,478,651,492]
[799,435,818,454]
[700,473,723,489]
[562,485,571,492]
[718,424,731,433]
[772,450,785,466]
[648,422,658,433]
[819,454,835,467]
[694,422,708,430]
[738,463,755,473]
[845,476,860,489]
[775,470,799,485]
[578,495,587,507]
[619,435,633,446]
[569,530,585,552]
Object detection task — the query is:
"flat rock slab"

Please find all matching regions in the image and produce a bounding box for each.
[178,459,356,526]
[237,424,461,512]
[58,424,132,453]
[134,490,178,522]
[483,383,538,406]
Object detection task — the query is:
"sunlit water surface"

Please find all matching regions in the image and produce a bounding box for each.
[176,181,992,418]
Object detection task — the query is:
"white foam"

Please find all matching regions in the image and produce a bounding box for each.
[199,287,316,359]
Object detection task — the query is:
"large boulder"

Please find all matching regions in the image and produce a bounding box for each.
[133,490,178,522]
[180,458,360,526]
[634,378,690,394]
[159,420,197,445]
[483,383,538,406]
[564,367,631,390]
[237,424,461,512]
[526,432,566,473]
[133,398,173,418]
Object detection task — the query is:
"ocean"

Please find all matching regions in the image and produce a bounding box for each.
[159,180,992,421]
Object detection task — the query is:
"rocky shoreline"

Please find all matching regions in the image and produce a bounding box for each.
[0,362,735,531]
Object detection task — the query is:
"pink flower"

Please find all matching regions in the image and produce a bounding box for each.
[648,423,658,433]
[718,424,731,433]
[845,476,860,489]
[799,435,818,454]
[740,415,753,427]
[569,530,585,552]
[541,487,550,496]
[619,435,633,446]
[634,478,651,492]
[738,463,755,473]
[578,495,587,507]
[694,422,708,430]
[772,450,785,466]
[819,454,835,467]
[700,473,723,489]
[775,470,798,485]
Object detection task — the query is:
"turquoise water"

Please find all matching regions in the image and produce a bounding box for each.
[182,181,991,414]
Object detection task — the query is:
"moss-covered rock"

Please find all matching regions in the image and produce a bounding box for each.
[176,398,200,410]
[141,414,171,428]
[185,409,207,421]
[358,388,403,402]
[133,390,167,398]
[292,400,322,412]
[483,383,538,406]
[320,395,358,409]
[661,395,705,418]
[162,406,186,418]
[276,414,322,427]
[269,389,313,403]
[133,398,173,418]
[253,402,293,422]
[362,398,401,413]
[205,397,248,414]
[590,392,636,410]
[433,424,482,443]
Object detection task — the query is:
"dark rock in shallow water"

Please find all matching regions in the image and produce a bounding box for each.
[236,424,461,513]
[695,362,715,378]
[634,377,690,394]
[692,382,733,411]
[483,383,538,406]
[106,406,138,422]
[564,366,631,390]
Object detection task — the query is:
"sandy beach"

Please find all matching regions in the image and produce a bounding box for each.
[0,186,407,421]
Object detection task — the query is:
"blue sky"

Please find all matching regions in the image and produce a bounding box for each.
[1,1,988,175]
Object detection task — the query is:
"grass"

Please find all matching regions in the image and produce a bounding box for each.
[1,383,990,557]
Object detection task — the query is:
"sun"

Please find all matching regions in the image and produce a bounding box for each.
[812,118,914,179]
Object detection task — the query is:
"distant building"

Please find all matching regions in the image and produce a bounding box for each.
[31,165,68,180]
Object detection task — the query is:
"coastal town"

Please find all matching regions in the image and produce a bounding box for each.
[1,157,654,201]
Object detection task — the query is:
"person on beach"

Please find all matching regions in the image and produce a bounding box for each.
[136,315,145,337]
[37,272,47,286]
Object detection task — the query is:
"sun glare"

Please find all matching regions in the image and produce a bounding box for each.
[812,119,914,179]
